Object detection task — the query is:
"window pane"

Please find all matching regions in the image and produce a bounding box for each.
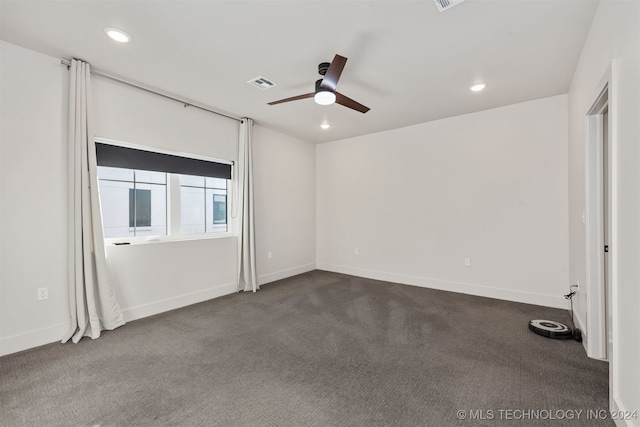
[205,177,227,189]
[99,179,135,238]
[181,186,205,234]
[98,169,167,238]
[181,174,229,234]
[136,183,167,237]
[135,170,166,185]
[98,166,133,181]
[180,174,205,187]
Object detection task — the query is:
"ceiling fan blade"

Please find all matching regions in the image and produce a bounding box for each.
[268,93,314,105]
[336,92,370,113]
[319,54,347,91]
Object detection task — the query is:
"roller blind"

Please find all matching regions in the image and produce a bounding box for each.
[95,142,232,179]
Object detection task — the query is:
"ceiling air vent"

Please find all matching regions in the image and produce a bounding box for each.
[433,0,466,13]
[247,76,276,90]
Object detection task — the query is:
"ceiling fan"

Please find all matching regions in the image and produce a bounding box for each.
[268,54,370,113]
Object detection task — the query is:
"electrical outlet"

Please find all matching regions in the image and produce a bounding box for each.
[267,251,272,259]
[464,258,471,267]
[37,287,48,301]
[354,248,360,256]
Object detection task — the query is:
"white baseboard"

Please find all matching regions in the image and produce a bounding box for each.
[0,263,566,356]
[0,267,314,357]
[0,323,70,357]
[317,263,568,309]
[0,282,239,356]
[258,263,316,286]
[121,282,238,322]
[611,395,639,427]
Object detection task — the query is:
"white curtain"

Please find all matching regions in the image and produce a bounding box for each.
[63,59,125,344]
[236,118,258,292]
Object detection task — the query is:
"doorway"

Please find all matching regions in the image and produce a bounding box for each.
[585,82,614,362]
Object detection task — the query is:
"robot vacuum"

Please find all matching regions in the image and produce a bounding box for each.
[528,319,574,340]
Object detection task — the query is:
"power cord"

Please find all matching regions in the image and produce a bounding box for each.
[564,285,582,342]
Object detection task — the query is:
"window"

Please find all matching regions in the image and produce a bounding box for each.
[95,141,232,241]
[180,175,228,234]
[97,167,167,238]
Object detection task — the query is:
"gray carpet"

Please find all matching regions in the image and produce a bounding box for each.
[1,270,611,426]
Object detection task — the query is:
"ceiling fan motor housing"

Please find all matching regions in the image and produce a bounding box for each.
[318,62,330,76]
[315,79,332,94]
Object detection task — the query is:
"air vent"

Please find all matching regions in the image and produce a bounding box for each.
[433,0,466,13]
[247,76,276,90]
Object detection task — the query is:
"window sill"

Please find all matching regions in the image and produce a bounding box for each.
[105,232,235,246]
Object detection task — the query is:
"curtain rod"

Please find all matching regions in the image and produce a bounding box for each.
[61,58,242,123]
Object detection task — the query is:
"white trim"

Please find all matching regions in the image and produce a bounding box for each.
[610,397,639,427]
[105,231,234,246]
[0,265,316,355]
[584,88,608,360]
[607,61,622,423]
[317,263,568,309]
[584,62,617,365]
[120,281,237,322]
[0,323,70,357]
[0,280,239,356]
[258,263,316,286]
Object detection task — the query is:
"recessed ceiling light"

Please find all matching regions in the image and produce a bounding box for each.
[320,123,330,130]
[469,83,487,92]
[104,28,131,43]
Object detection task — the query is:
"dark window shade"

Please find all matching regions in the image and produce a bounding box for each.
[96,143,232,179]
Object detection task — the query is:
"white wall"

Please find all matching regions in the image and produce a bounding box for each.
[92,76,238,162]
[567,0,639,423]
[105,238,238,322]
[317,95,570,308]
[92,75,241,324]
[0,41,70,354]
[0,41,317,355]
[253,125,316,284]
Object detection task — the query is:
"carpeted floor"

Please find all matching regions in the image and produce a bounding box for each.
[1,270,612,426]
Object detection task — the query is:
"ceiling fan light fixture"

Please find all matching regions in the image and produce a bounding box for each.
[268,55,369,113]
[104,27,131,43]
[314,90,336,106]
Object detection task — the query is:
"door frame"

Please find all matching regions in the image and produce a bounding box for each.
[584,62,617,365]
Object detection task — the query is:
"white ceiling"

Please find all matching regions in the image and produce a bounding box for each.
[0,0,598,143]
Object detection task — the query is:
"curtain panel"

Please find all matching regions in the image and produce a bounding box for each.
[236,118,258,292]
[63,59,125,344]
